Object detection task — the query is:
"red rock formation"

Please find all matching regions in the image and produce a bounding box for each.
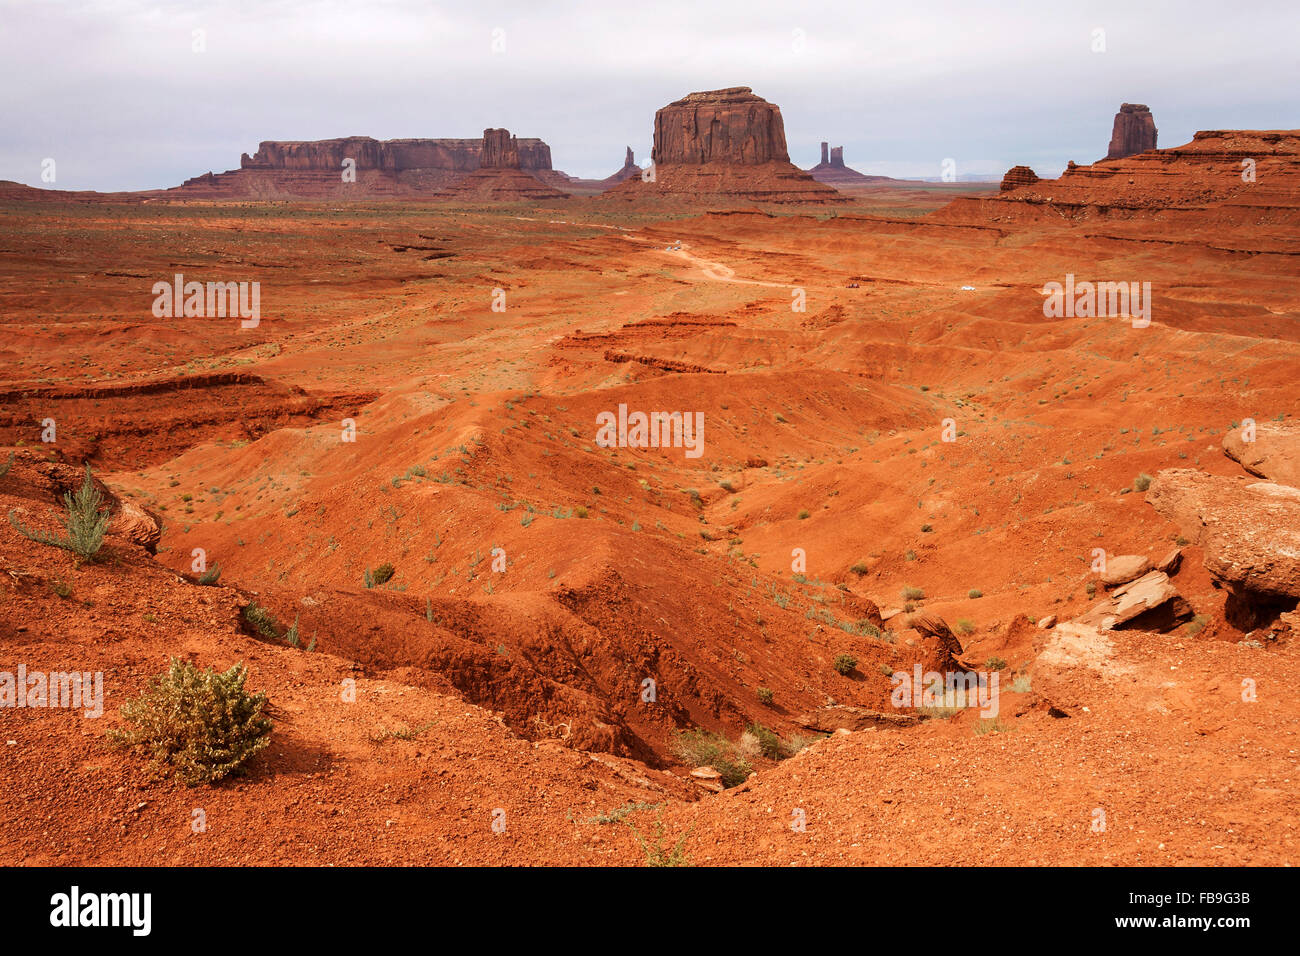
[1107,103,1158,160]
[174,132,566,199]
[807,143,895,187]
[999,165,1040,192]
[480,128,520,168]
[607,88,846,205]
[599,147,643,187]
[932,129,1300,229]
[652,87,790,165]
[434,128,569,202]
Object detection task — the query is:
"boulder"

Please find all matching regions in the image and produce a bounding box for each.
[1146,469,1300,600]
[1223,420,1300,486]
[1101,554,1152,587]
[1076,570,1192,631]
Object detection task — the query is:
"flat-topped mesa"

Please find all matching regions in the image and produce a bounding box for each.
[240,136,553,173]
[652,86,791,165]
[1107,103,1158,160]
[606,87,845,204]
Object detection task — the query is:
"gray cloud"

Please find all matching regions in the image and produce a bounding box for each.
[2,0,1297,190]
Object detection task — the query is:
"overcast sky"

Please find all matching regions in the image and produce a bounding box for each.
[2,0,1297,191]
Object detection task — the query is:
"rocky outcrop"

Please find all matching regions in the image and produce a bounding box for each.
[808,142,893,187]
[999,165,1040,192]
[1076,571,1192,631]
[1146,469,1300,626]
[1100,554,1152,587]
[1107,103,1158,160]
[599,147,643,187]
[434,128,569,202]
[1223,421,1300,486]
[240,136,553,173]
[606,88,846,205]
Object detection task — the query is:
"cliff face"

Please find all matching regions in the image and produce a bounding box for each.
[480,128,521,168]
[651,87,790,166]
[434,128,569,201]
[807,143,892,187]
[1107,104,1158,160]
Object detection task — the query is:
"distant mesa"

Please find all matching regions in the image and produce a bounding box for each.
[1107,103,1158,160]
[606,87,847,204]
[999,165,1040,192]
[434,128,569,201]
[807,141,896,187]
[175,130,573,199]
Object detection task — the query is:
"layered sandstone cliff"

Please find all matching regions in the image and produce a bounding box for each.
[606,87,845,205]
[434,129,569,201]
[1106,104,1158,160]
[999,165,1040,192]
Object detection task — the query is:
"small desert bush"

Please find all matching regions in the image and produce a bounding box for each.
[197,563,222,586]
[1011,673,1032,693]
[242,602,279,639]
[1134,473,1153,492]
[671,729,751,788]
[0,451,13,478]
[364,562,395,587]
[974,717,1008,736]
[744,722,785,760]
[832,653,857,675]
[985,656,1008,670]
[902,585,925,601]
[625,810,693,867]
[956,618,976,635]
[108,658,272,786]
[8,463,110,560]
[756,686,774,705]
[968,589,982,599]
[850,561,870,576]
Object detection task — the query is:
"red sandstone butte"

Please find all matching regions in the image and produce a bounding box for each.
[606,87,846,205]
[434,128,569,201]
[1107,103,1158,160]
[999,165,1040,192]
[807,141,895,187]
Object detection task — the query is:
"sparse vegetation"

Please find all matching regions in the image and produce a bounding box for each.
[968,589,982,599]
[1134,472,1153,492]
[364,562,396,587]
[242,602,279,639]
[955,618,976,635]
[902,585,925,601]
[108,658,272,786]
[8,463,110,561]
[625,810,693,867]
[197,563,222,586]
[850,561,870,576]
[756,686,774,705]
[985,656,1007,670]
[671,729,751,788]
[832,652,857,675]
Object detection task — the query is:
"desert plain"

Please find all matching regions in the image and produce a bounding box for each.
[1,118,1298,867]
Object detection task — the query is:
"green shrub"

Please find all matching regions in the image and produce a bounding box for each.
[197,563,222,586]
[832,653,857,675]
[0,452,13,478]
[850,561,870,576]
[746,722,784,760]
[902,585,925,601]
[985,656,1007,670]
[8,463,110,560]
[756,686,774,705]
[671,729,751,788]
[968,589,982,599]
[108,658,272,786]
[1134,473,1153,492]
[956,618,976,635]
[365,562,395,588]
[625,810,692,867]
[242,602,279,639]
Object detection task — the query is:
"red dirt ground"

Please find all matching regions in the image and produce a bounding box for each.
[1,135,1297,865]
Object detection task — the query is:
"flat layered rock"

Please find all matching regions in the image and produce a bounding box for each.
[1101,554,1152,587]
[1146,469,1300,599]
[1075,570,1192,630]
